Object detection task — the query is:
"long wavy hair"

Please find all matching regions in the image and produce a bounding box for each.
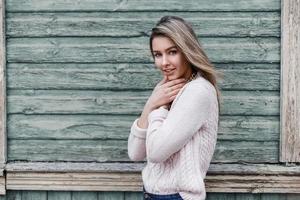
[149,16,223,113]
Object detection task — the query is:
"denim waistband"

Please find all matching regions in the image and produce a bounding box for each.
[143,186,183,200]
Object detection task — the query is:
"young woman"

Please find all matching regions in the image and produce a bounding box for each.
[127,16,222,200]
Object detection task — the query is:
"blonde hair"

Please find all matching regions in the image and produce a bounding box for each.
[150,16,223,113]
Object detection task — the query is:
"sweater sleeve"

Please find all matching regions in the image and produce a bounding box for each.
[127,118,147,161]
[146,81,214,163]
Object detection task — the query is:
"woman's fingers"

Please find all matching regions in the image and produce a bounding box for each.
[164,78,186,87]
[151,77,186,108]
[168,88,182,98]
[169,82,186,92]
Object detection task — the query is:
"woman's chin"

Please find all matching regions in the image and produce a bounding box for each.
[167,74,180,81]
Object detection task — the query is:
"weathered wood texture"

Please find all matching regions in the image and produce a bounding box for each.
[8,115,279,141]
[6,0,280,12]
[6,172,300,193]
[0,176,5,195]
[7,139,278,163]
[280,0,300,162]
[5,0,281,164]
[5,162,299,195]
[7,37,280,63]
[5,162,300,175]
[6,114,280,162]
[7,162,300,194]
[6,12,280,37]
[7,90,279,115]
[0,0,6,165]
[0,191,298,200]
[7,63,280,90]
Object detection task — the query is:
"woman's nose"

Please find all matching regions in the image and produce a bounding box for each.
[162,55,169,66]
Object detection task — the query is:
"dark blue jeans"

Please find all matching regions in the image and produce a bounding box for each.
[143,186,183,200]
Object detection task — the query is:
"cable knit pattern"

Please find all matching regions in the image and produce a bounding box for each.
[127,72,219,200]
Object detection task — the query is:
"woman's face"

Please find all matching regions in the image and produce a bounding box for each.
[152,36,192,81]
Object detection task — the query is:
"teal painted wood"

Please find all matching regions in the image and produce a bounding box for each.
[7,139,278,163]
[206,193,236,200]
[6,12,280,37]
[4,0,283,190]
[236,193,260,200]
[124,192,142,200]
[260,193,287,200]
[5,0,280,12]
[5,190,22,200]
[72,191,98,200]
[286,194,300,200]
[7,115,279,141]
[6,37,280,63]
[98,192,124,200]
[21,191,47,200]
[7,63,280,91]
[7,90,279,115]
[48,191,71,200]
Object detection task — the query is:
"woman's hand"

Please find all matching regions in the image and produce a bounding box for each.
[136,76,186,129]
[147,76,187,110]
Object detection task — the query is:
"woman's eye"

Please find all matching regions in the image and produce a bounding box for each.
[169,50,177,55]
[154,53,161,58]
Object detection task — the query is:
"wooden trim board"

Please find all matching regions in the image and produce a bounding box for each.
[5,162,300,193]
[5,172,300,193]
[280,0,300,162]
[0,0,6,165]
[0,175,4,195]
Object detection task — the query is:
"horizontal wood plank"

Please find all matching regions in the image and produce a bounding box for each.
[7,63,280,91]
[7,90,279,115]
[6,37,280,63]
[5,171,300,193]
[6,0,280,12]
[6,12,280,37]
[205,175,300,193]
[6,162,300,175]
[7,139,278,163]
[7,162,300,193]
[7,115,279,141]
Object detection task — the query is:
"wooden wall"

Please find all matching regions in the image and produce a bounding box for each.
[5,0,281,164]
[4,0,300,199]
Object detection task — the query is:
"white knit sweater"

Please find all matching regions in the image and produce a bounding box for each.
[128,73,219,200]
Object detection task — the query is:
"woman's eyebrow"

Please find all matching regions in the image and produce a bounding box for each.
[152,46,177,53]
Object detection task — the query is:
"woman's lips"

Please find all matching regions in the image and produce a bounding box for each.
[164,69,175,75]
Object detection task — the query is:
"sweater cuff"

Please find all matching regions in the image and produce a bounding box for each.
[131,118,147,139]
[148,106,169,122]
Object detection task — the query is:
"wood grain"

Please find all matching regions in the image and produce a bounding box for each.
[7,140,278,163]
[0,176,4,195]
[7,90,279,115]
[6,0,280,12]
[0,0,6,165]
[6,37,280,63]
[6,12,280,37]
[280,0,300,162]
[5,162,300,175]
[5,171,300,193]
[7,115,279,141]
[7,63,280,91]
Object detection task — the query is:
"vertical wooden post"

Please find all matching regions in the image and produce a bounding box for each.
[280,0,300,162]
[0,0,6,164]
